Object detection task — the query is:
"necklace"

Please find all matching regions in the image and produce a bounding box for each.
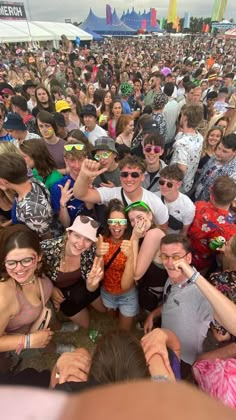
[20,276,36,286]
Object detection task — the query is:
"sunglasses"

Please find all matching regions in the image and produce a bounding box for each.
[64,144,85,152]
[120,171,142,179]
[125,201,151,212]
[80,215,99,228]
[5,256,36,270]
[107,218,127,226]
[94,151,112,161]
[160,252,188,263]
[144,145,162,154]
[159,179,176,188]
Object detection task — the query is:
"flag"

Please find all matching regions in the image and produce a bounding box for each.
[173,15,179,29]
[159,17,165,29]
[106,4,112,25]
[150,8,157,27]
[167,0,177,23]
[183,12,190,29]
[211,0,227,21]
[205,23,210,33]
[141,19,147,30]
[202,23,207,32]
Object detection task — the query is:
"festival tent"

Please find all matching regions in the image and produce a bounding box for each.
[80,8,135,35]
[212,19,236,30]
[83,27,103,42]
[225,28,236,38]
[121,8,163,32]
[0,21,92,43]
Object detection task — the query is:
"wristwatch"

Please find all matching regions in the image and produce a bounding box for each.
[188,268,200,284]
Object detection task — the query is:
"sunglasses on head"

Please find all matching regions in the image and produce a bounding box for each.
[94,151,112,161]
[120,171,142,179]
[80,215,99,228]
[107,218,127,226]
[125,201,151,212]
[64,144,85,152]
[159,179,175,188]
[144,145,162,154]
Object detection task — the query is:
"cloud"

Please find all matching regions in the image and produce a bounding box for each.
[26,0,235,22]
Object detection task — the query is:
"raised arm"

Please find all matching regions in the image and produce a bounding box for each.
[73,159,107,204]
[173,259,236,337]
[120,240,135,290]
[134,229,165,281]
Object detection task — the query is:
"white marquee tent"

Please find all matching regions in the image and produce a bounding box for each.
[0,20,92,43]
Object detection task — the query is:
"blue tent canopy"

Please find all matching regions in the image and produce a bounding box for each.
[121,8,163,32]
[80,8,135,35]
[84,27,103,41]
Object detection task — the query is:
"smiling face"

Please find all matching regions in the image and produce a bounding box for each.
[143,143,163,166]
[128,209,152,234]
[66,231,93,256]
[5,247,40,284]
[160,242,192,283]
[64,155,85,179]
[159,177,181,199]
[108,210,127,241]
[207,129,222,148]
[120,164,144,195]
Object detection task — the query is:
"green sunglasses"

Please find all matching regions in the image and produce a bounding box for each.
[64,144,85,152]
[107,218,127,226]
[125,201,151,212]
[94,151,112,161]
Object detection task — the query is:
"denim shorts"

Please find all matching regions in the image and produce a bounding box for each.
[101,287,139,317]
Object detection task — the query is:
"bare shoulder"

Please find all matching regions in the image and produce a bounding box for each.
[144,228,165,241]
[0,279,16,310]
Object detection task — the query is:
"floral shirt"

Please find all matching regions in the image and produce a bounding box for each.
[209,270,236,339]
[188,201,236,271]
[40,236,96,283]
[171,131,203,193]
[103,237,127,294]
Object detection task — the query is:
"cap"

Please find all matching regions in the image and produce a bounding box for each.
[160,67,171,77]
[22,80,37,91]
[153,92,168,110]
[53,112,66,127]
[142,119,160,134]
[4,113,27,131]
[55,100,71,113]
[80,104,97,118]
[66,215,98,242]
[92,136,117,154]
[208,73,217,81]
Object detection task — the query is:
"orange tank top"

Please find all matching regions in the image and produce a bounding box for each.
[103,237,127,294]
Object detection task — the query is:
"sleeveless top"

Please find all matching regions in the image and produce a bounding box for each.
[103,237,127,295]
[57,268,81,288]
[6,275,53,334]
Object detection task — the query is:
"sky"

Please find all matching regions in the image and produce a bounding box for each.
[24,0,235,22]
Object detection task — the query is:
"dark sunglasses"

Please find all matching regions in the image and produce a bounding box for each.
[159,179,175,188]
[120,171,142,179]
[144,145,162,154]
[80,215,99,228]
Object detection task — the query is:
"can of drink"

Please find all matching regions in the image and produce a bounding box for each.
[209,236,226,250]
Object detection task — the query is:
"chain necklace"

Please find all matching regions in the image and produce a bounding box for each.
[20,276,36,286]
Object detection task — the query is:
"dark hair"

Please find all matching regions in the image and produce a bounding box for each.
[36,110,58,135]
[143,132,165,148]
[142,105,153,115]
[0,153,27,184]
[221,134,236,151]
[88,329,150,384]
[19,139,57,177]
[10,95,28,112]
[160,233,191,253]
[149,71,162,81]
[0,102,7,115]
[66,94,82,118]
[0,229,42,280]
[160,164,184,182]
[100,91,114,115]
[164,82,174,97]
[185,82,195,93]
[119,155,147,173]
[225,73,234,80]
[211,176,236,206]
[35,84,54,111]
[103,199,131,239]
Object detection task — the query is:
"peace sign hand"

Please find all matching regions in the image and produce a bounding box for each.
[86,256,104,292]
[59,179,74,207]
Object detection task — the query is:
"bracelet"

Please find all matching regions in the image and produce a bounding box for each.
[26,333,31,349]
[188,268,200,284]
[60,204,67,208]
[152,375,169,382]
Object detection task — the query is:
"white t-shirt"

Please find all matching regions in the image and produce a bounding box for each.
[156,192,195,233]
[98,186,169,226]
[81,124,107,145]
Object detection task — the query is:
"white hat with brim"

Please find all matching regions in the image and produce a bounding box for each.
[66,216,98,242]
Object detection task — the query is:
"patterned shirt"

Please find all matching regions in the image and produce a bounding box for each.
[171,131,203,193]
[152,112,167,141]
[40,236,96,283]
[209,270,236,339]
[188,201,236,270]
[103,237,127,294]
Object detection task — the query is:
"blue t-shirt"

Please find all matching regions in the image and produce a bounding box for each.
[0,133,13,141]
[121,100,132,115]
[50,175,85,223]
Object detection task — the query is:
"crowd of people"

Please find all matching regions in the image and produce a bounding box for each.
[0,33,236,409]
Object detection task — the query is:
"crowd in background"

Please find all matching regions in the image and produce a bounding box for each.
[0,33,236,408]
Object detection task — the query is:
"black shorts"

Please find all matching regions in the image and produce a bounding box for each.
[59,279,100,317]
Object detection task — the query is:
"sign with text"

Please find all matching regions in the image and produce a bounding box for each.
[0,1,26,20]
